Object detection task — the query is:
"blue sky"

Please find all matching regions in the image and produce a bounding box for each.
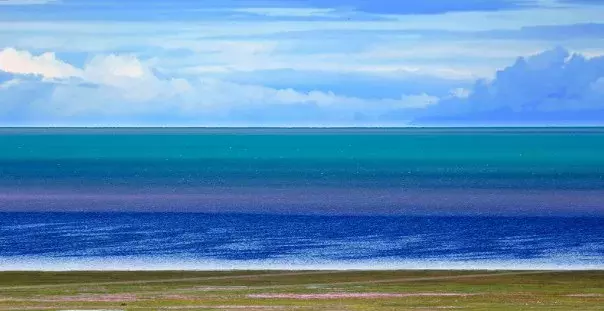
[0,0,603,126]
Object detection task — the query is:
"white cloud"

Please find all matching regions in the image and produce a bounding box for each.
[81,54,194,103]
[2,10,603,83]
[579,49,604,59]
[449,88,471,98]
[37,76,438,122]
[0,48,194,102]
[188,79,437,110]
[412,47,604,124]
[180,54,484,80]
[86,54,146,79]
[397,93,439,108]
[0,48,441,125]
[0,34,501,79]
[156,38,551,80]
[0,48,81,79]
[233,7,337,17]
[9,46,604,126]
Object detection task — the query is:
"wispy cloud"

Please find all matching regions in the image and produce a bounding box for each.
[0,0,56,5]
[233,7,338,17]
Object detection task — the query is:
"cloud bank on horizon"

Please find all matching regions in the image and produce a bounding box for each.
[0,0,603,126]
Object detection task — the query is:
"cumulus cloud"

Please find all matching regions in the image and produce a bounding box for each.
[0,48,81,79]
[81,54,194,102]
[412,47,604,125]
[5,46,602,126]
[0,47,440,126]
[40,77,438,124]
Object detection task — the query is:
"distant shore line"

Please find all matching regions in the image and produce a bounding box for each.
[1,257,603,272]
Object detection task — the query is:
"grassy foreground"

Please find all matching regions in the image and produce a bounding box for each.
[0,270,602,310]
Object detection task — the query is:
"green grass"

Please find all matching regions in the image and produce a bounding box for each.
[0,270,602,310]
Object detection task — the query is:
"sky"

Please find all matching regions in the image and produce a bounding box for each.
[0,0,604,126]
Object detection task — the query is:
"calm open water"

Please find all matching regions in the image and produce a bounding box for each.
[0,128,603,270]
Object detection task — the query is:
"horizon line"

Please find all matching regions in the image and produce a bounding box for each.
[2,126,604,129]
[1,211,602,218]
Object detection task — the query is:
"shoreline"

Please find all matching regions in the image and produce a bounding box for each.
[2,268,604,272]
[2,257,603,272]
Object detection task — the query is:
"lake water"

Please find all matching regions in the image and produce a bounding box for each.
[0,128,603,270]
[1,213,603,270]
